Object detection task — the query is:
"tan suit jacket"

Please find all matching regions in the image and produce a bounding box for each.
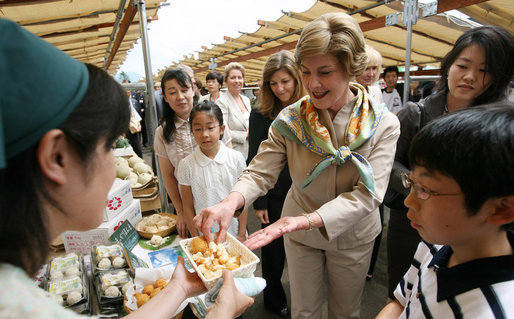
[234,96,400,249]
[216,91,251,158]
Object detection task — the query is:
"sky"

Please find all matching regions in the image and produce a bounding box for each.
[117,0,316,81]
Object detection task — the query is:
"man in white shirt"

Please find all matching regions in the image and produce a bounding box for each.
[382,66,404,114]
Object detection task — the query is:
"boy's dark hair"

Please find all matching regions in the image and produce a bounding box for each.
[0,64,130,276]
[206,71,223,87]
[160,69,193,143]
[383,65,399,78]
[189,101,224,140]
[409,102,514,229]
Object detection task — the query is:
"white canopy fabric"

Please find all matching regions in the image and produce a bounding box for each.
[1,0,512,82]
[161,0,513,85]
[1,0,164,75]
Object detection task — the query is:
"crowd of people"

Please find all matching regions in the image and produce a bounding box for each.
[1,9,513,319]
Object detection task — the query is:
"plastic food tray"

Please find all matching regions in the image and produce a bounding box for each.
[180,233,260,290]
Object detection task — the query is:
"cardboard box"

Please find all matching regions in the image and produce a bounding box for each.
[62,199,142,253]
[104,179,133,221]
[113,146,134,157]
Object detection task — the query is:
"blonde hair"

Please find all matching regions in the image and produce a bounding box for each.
[364,45,382,83]
[295,12,367,78]
[258,50,306,119]
[223,62,246,82]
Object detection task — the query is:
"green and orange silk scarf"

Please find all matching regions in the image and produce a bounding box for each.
[271,82,388,194]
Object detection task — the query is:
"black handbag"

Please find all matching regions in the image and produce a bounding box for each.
[383,101,426,209]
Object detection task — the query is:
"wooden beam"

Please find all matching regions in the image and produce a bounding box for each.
[0,0,61,6]
[191,0,489,74]
[194,41,296,73]
[105,0,138,69]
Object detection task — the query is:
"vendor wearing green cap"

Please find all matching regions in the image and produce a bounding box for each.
[0,19,252,318]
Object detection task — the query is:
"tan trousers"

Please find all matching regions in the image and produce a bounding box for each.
[284,236,374,319]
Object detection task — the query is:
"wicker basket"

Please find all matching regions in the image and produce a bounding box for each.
[179,234,260,290]
[135,213,177,239]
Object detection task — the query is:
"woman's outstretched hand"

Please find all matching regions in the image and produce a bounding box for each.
[244,216,302,250]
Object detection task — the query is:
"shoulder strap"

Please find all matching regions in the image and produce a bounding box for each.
[416,101,426,128]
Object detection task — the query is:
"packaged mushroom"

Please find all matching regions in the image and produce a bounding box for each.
[94,269,133,312]
[47,253,83,282]
[91,243,128,276]
[46,257,90,314]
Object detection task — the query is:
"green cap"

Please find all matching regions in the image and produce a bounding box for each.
[0,19,89,169]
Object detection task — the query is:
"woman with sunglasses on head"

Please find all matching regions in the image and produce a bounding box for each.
[247,50,306,317]
[385,25,514,300]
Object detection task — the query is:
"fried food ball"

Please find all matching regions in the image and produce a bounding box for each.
[142,284,154,295]
[191,236,208,254]
[154,278,167,289]
[149,287,161,298]
[136,293,150,307]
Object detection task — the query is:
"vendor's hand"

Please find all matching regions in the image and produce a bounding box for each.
[167,256,206,298]
[194,202,236,244]
[255,209,269,224]
[206,270,254,318]
[175,213,188,238]
[244,216,299,250]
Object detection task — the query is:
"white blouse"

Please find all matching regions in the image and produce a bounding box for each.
[176,142,245,236]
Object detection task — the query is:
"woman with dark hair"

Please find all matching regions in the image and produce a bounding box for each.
[197,13,400,318]
[200,71,224,102]
[154,69,233,238]
[386,25,514,299]
[246,50,306,318]
[0,20,251,318]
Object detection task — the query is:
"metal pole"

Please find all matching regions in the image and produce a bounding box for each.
[135,0,168,214]
[103,0,127,70]
[402,0,418,106]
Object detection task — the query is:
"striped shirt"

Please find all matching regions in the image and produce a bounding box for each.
[394,230,514,318]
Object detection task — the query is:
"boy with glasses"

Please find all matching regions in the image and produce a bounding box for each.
[377,103,514,318]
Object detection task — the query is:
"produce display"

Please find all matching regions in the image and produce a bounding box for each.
[115,155,154,188]
[136,213,177,240]
[138,213,176,233]
[133,277,168,307]
[45,253,90,314]
[190,237,241,279]
[92,244,127,274]
[180,234,260,290]
[91,244,132,313]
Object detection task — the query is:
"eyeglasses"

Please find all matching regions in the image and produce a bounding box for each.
[400,173,462,200]
[192,125,219,134]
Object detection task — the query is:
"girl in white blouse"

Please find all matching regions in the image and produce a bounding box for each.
[177,101,248,242]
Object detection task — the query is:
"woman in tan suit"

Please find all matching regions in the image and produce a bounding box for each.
[216,62,252,159]
[196,13,400,319]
